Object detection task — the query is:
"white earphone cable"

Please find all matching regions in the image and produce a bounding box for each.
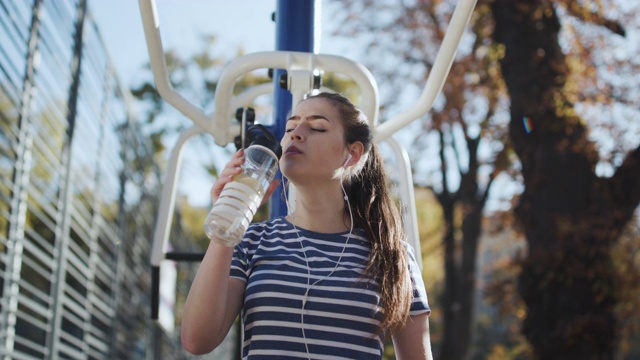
[283,162,353,358]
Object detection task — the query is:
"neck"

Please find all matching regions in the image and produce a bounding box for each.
[286,182,350,233]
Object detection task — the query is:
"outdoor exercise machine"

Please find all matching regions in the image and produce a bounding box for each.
[138,0,477,320]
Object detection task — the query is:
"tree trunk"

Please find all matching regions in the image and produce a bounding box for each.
[491,0,640,359]
[437,133,486,360]
[439,191,461,360]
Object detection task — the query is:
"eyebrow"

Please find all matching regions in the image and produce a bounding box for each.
[286,115,331,123]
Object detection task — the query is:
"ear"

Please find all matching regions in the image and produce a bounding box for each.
[343,153,352,167]
[345,141,365,167]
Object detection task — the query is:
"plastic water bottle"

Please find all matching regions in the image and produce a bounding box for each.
[203,125,282,246]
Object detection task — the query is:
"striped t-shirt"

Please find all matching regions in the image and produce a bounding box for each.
[230,217,430,359]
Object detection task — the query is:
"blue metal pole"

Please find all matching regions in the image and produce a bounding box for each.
[270,0,317,218]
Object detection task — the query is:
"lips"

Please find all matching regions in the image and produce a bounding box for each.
[285,145,303,155]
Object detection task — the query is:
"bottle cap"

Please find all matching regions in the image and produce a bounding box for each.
[247,124,283,159]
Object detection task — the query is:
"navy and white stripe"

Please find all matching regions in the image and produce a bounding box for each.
[230,217,429,359]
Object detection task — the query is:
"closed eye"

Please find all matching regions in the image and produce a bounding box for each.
[285,128,325,133]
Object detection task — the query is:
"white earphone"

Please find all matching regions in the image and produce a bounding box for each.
[343,153,352,167]
[290,151,354,357]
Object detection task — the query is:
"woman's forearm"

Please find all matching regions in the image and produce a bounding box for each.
[393,314,433,360]
[180,241,241,354]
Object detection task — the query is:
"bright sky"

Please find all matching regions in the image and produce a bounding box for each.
[89,0,351,88]
[89,0,275,81]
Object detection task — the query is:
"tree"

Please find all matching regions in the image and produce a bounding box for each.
[330,0,640,358]
[329,1,513,358]
[490,0,640,358]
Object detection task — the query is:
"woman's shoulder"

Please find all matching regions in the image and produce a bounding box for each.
[236,217,292,252]
[245,216,291,237]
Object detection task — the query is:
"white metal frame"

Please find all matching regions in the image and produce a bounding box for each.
[139,0,477,298]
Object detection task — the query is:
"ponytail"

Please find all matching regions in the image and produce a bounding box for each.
[346,144,412,335]
[306,92,412,334]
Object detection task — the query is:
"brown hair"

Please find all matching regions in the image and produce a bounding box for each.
[305,92,412,335]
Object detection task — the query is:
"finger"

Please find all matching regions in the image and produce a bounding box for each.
[225,151,245,171]
[211,169,238,191]
[219,165,242,179]
[210,151,246,200]
[230,149,245,162]
[219,151,245,176]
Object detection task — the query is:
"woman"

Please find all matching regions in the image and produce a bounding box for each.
[181,92,432,359]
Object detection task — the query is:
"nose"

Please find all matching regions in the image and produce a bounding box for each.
[289,126,305,141]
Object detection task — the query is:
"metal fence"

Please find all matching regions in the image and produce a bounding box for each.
[0,0,201,358]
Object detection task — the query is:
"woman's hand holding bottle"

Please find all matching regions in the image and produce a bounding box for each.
[205,149,280,246]
[209,149,245,205]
